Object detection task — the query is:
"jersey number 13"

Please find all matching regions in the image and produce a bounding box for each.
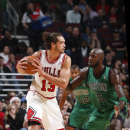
[41,80,55,92]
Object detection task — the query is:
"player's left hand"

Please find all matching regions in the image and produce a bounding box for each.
[114,105,120,118]
[32,58,43,75]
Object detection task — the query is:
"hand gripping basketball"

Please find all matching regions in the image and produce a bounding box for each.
[32,58,43,76]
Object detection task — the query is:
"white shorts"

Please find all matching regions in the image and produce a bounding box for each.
[26,91,65,130]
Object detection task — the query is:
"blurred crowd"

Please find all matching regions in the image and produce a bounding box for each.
[0,0,129,130]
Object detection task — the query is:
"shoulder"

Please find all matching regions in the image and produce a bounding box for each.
[32,51,43,59]
[79,67,89,78]
[62,54,71,67]
[109,68,119,84]
[63,54,71,62]
[22,12,27,17]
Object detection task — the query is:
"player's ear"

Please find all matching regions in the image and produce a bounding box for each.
[100,58,103,62]
[51,42,55,48]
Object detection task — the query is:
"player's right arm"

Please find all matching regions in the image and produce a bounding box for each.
[59,91,68,110]
[65,67,88,93]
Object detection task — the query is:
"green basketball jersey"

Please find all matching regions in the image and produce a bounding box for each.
[70,77,93,109]
[86,67,118,112]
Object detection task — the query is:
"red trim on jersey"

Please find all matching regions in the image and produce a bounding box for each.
[29,90,55,99]
[45,50,61,64]
[57,128,64,130]
[39,51,42,60]
[62,54,67,67]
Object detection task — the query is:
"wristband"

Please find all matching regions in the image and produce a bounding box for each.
[118,97,127,105]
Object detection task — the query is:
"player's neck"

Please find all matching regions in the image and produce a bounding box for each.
[93,65,105,76]
[47,50,60,62]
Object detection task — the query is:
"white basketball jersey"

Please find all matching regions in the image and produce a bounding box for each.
[30,50,66,98]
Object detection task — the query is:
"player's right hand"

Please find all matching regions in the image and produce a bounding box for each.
[17,57,28,73]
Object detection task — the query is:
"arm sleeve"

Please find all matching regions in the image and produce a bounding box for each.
[39,10,45,17]
[21,13,27,23]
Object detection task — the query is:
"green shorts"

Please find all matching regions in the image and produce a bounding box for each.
[68,107,94,129]
[85,108,128,130]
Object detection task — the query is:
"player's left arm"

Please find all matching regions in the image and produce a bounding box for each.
[110,69,127,118]
[33,55,71,89]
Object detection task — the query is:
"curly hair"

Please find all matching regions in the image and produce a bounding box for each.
[42,32,63,50]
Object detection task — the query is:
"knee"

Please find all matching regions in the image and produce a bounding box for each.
[110,119,122,130]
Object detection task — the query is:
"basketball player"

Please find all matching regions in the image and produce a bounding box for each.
[17,32,71,130]
[59,65,94,130]
[65,48,128,130]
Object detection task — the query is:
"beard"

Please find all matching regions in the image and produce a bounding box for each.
[55,45,64,54]
[89,59,99,67]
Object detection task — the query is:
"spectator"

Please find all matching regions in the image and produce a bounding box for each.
[106,28,126,60]
[1,0,10,26]
[110,49,116,64]
[21,1,45,52]
[46,5,63,23]
[65,5,81,24]
[0,56,20,91]
[0,46,9,64]
[0,22,8,37]
[63,112,70,130]
[21,101,27,110]
[65,27,84,68]
[81,26,92,42]
[7,91,16,97]
[107,7,118,23]
[10,97,26,125]
[0,99,5,129]
[123,88,130,102]
[5,53,18,73]
[82,4,98,27]
[0,125,3,130]
[13,42,27,56]
[34,1,48,14]
[119,72,129,87]
[2,30,19,52]
[119,6,125,25]
[111,0,122,16]
[78,0,87,12]
[103,50,114,68]
[62,25,72,39]
[114,59,125,74]
[96,0,110,15]
[4,104,23,130]
[60,0,73,21]
[1,96,11,114]
[4,96,10,109]
[26,47,34,56]
[91,9,109,29]
[56,87,64,97]
[120,24,126,43]
[89,31,101,49]
[57,93,63,104]
[122,50,128,74]
[61,100,69,115]
[123,101,130,128]
[44,0,61,10]
[81,40,91,57]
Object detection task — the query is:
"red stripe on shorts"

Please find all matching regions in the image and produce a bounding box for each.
[29,90,55,99]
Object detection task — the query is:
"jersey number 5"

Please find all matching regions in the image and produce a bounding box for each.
[41,80,55,92]
[96,93,106,102]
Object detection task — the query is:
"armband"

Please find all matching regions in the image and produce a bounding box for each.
[118,97,127,105]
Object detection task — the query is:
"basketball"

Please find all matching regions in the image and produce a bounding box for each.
[22,56,38,75]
